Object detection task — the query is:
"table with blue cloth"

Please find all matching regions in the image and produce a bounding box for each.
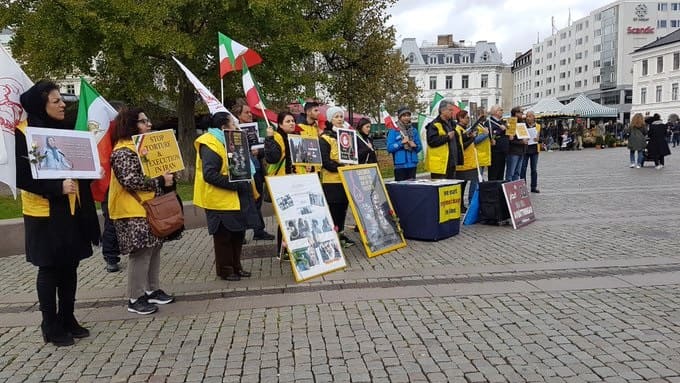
[385,179,462,241]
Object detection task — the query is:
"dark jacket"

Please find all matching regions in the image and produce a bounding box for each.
[357,132,377,164]
[647,121,672,158]
[318,127,347,204]
[486,117,509,154]
[264,128,294,174]
[16,81,100,267]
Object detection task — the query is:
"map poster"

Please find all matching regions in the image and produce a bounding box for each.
[288,134,322,166]
[337,128,358,164]
[266,173,347,282]
[25,126,101,179]
[224,129,252,182]
[132,129,185,178]
[339,163,406,257]
[502,180,536,229]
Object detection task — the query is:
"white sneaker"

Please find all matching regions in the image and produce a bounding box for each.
[629,163,635,168]
[655,165,663,170]
[635,165,641,169]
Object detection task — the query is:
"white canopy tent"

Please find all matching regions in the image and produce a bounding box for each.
[559,94,618,118]
[526,97,569,117]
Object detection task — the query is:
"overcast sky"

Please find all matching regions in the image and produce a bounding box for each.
[389,0,615,63]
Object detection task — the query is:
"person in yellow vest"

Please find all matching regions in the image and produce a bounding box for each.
[16,80,101,347]
[426,100,464,179]
[297,101,322,138]
[264,111,298,258]
[452,110,479,213]
[194,112,259,281]
[109,108,177,315]
[520,111,542,193]
[319,106,356,248]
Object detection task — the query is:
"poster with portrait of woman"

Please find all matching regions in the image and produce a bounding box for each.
[24,127,101,179]
[224,129,252,182]
[337,127,358,164]
[265,173,347,282]
[339,164,406,257]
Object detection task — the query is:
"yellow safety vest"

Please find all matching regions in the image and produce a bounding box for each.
[17,122,50,217]
[320,134,341,184]
[426,121,449,174]
[476,126,492,167]
[108,139,155,219]
[192,133,241,211]
[266,132,288,176]
[455,125,478,172]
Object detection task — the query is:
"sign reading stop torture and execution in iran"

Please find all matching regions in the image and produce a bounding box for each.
[132,129,184,178]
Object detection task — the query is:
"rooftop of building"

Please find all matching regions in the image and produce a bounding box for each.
[633,28,680,53]
[399,35,504,65]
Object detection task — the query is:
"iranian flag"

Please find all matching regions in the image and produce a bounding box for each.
[219,32,262,78]
[429,92,444,117]
[417,113,432,162]
[75,78,118,202]
[380,106,398,131]
[0,45,33,199]
[242,63,277,123]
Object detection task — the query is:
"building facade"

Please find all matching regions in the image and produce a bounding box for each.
[399,35,511,113]
[529,0,680,123]
[511,49,533,109]
[631,29,680,120]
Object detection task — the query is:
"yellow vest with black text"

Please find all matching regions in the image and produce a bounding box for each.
[426,121,451,174]
[108,139,155,219]
[266,132,287,176]
[476,126,492,167]
[320,134,342,184]
[192,133,241,211]
[17,122,50,217]
[455,125,478,172]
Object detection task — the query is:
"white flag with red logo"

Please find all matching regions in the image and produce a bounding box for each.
[0,46,33,198]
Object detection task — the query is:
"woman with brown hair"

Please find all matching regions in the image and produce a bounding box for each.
[627,113,647,168]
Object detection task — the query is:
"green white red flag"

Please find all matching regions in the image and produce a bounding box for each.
[74,78,119,202]
[219,32,262,78]
[429,92,444,117]
[380,106,398,131]
[242,63,277,122]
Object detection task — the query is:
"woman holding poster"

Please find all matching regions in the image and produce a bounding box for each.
[194,112,259,281]
[109,108,177,315]
[264,111,297,257]
[16,80,101,346]
[319,107,356,248]
[356,118,377,164]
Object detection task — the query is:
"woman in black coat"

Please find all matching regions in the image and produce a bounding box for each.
[647,114,671,169]
[16,80,100,347]
[356,118,377,164]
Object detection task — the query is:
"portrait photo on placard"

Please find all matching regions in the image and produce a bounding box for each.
[24,127,101,179]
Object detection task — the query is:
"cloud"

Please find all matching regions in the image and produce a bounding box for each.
[389,0,614,63]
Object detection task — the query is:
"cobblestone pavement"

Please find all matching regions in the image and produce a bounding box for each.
[1,147,680,382]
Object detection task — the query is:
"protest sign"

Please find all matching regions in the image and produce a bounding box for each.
[502,180,536,229]
[239,122,263,150]
[337,128,358,164]
[224,129,252,182]
[132,129,184,178]
[288,134,322,166]
[515,123,531,139]
[25,127,101,179]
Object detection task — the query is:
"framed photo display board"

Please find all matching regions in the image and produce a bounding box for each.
[224,129,252,182]
[336,128,358,164]
[265,173,347,282]
[132,129,185,178]
[238,122,263,150]
[338,163,407,257]
[24,127,101,179]
[287,134,322,166]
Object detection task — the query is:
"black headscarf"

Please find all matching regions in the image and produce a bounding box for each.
[19,80,65,129]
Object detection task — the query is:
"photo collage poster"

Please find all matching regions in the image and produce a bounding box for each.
[339,164,406,257]
[24,126,101,180]
[266,173,347,282]
[287,134,322,166]
[224,129,252,182]
[336,127,358,164]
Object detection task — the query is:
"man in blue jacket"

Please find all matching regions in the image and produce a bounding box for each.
[387,106,422,181]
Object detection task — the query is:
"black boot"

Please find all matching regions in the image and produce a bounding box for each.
[59,312,90,338]
[41,312,74,347]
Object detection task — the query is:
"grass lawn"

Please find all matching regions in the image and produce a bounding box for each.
[0,157,426,220]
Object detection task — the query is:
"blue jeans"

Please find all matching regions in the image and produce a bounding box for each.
[505,154,523,181]
[629,150,643,165]
[520,153,539,190]
[468,168,484,203]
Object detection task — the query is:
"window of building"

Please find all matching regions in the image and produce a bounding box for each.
[642,59,648,75]
[672,20,679,27]
[675,52,680,70]
[658,56,664,72]
[560,59,567,65]
[610,72,616,82]
[429,76,437,89]
[641,87,647,104]
[656,85,663,102]
[481,74,488,88]
[462,55,470,63]
[594,44,601,52]
[445,56,453,64]
[673,83,679,100]
[548,40,553,46]
[444,75,453,89]
[547,89,552,95]
[560,32,567,39]
[481,52,489,61]
[594,29,601,37]
[560,72,566,79]
[594,75,601,83]
[576,38,583,45]
[496,73,500,86]
[462,75,469,88]
[584,79,588,86]
[595,13,602,21]
[559,85,566,91]
[495,97,500,105]
[576,23,583,32]
[659,3,668,11]
[560,46,566,53]
[535,70,540,76]
[481,98,488,110]
[673,3,680,11]
[575,80,582,88]
[576,66,582,73]
[658,19,668,28]
[575,52,583,60]
[585,36,589,43]
[547,64,553,70]
[547,77,552,83]
[585,20,589,28]
[66,84,75,94]
[408,54,415,64]
[547,52,553,59]
[429,56,437,65]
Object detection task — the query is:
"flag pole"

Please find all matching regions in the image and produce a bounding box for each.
[220,78,224,105]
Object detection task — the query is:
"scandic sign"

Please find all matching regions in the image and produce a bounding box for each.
[627,26,654,34]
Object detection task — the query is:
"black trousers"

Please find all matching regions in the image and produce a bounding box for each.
[37,262,79,319]
[488,151,506,181]
[655,156,666,166]
[328,201,349,233]
[394,167,417,181]
[100,193,121,264]
[213,224,245,277]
